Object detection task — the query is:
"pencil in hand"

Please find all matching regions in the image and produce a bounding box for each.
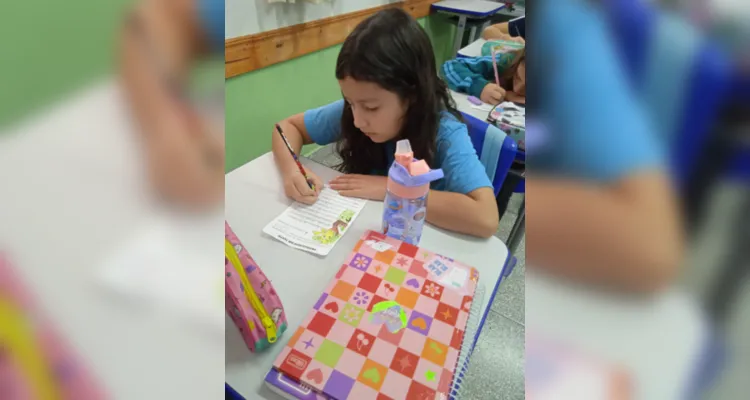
[275,124,316,191]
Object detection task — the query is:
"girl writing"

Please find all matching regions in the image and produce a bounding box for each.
[271,9,499,238]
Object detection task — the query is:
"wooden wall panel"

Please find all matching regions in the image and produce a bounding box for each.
[225,0,438,78]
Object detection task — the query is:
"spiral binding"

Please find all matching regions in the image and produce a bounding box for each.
[448,282,486,400]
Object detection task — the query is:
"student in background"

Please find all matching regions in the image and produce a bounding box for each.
[483,16,526,41]
[272,9,500,238]
[442,48,526,105]
[119,0,224,209]
[442,50,525,219]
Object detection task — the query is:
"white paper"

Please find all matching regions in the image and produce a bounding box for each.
[262,187,367,256]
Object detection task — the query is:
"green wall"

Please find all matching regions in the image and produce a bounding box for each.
[0,1,134,129]
[225,15,456,172]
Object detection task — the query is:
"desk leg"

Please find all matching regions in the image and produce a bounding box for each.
[453,15,467,57]
[469,25,477,43]
[507,200,525,255]
[706,193,750,326]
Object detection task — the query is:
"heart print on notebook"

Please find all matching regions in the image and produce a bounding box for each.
[273,230,479,400]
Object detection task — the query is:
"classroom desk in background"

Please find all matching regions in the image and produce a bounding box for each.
[496,3,525,18]
[431,0,506,57]
[224,153,512,399]
[457,16,525,57]
[457,38,488,58]
[450,89,492,121]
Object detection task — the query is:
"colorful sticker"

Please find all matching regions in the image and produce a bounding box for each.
[424,258,450,278]
[369,301,408,333]
[365,240,393,253]
[438,267,468,290]
[312,210,355,245]
[425,370,437,381]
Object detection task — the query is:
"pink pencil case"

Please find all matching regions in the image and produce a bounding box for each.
[0,254,106,400]
[225,222,288,352]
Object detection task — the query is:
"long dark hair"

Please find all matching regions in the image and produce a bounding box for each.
[334,8,462,174]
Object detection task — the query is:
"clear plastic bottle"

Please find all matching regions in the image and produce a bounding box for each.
[382,140,444,246]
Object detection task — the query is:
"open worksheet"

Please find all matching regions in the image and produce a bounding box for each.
[263,187,367,256]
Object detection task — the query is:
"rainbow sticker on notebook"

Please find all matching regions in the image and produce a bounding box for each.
[270,230,479,400]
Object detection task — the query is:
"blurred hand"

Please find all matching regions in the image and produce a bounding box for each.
[329,174,387,201]
[509,36,526,45]
[481,83,506,105]
[144,106,224,210]
[505,90,526,105]
[283,167,323,205]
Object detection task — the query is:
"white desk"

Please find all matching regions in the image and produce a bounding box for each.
[224,153,511,399]
[431,0,506,57]
[526,270,710,399]
[0,81,225,399]
[457,38,487,58]
[450,89,492,121]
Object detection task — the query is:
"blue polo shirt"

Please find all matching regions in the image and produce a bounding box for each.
[198,0,224,50]
[304,100,493,195]
[534,0,665,182]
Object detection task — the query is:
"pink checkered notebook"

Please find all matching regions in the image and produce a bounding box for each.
[271,230,479,400]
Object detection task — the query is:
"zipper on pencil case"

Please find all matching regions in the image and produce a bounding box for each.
[0,298,62,400]
[225,239,278,343]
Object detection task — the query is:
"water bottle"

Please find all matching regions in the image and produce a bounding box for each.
[382,140,444,246]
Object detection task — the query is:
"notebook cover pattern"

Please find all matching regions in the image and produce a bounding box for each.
[272,230,479,400]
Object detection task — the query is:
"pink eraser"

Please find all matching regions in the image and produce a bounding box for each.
[468,96,482,105]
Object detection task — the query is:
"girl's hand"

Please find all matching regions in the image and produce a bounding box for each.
[329,175,387,201]
[481,83,506,105]
[144,109,224,210]
[509,36,525,45]
[283,167,324,205]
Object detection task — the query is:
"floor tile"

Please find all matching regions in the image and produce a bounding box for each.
[458,312,525,400]
[490,256,525,325]
[705,279,750,400]
[492,193,525,324]
[681,184,748,298]
[682,184,750,399]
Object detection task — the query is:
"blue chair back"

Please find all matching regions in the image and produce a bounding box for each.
[728,74,750,181]
[461,112,518,197]
[602,0,732,190]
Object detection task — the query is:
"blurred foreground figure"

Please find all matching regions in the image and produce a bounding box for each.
[527,0,685,293]
[119,0,224,209]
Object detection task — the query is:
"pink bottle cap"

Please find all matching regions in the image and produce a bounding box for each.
[409,160,430,176]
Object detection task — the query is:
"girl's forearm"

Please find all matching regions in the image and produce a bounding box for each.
[526,178,683,292]
[483,22,509,39]
[425,190,499,238]
[119,1,198,140]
